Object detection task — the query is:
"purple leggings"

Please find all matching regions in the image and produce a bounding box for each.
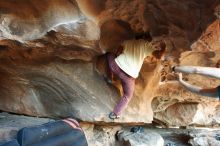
[107,53,135,116]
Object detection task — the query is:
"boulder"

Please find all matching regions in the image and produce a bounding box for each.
[116,129,164,146]
[189,130,220,146]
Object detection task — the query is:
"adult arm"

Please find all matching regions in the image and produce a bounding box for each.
[178,73,219,99]
[174,66,220,78]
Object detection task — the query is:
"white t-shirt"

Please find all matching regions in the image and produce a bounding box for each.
[115,39,153,78]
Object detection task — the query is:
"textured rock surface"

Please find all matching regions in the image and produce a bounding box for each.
[189,130,220,146]
[117,130,164,146]
[0,0,83,41]
[0,61,118,121]
[191,19,220,52]
[0,0,220,125]
[153,51,220,126]
[82,123,122,146]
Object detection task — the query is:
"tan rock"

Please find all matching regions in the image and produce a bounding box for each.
[117,130,164,146]
[189,130,220,146]
[191,20,220,52]
[0,0,82,41]
[0,0,220,126]
[153,51,220,126]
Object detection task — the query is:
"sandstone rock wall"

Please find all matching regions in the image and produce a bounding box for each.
[0,0,220,125]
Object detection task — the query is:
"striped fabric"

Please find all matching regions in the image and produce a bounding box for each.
[62,118,82,131]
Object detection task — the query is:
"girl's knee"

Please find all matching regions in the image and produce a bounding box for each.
[125,87,135,98]
[124,92,134,100]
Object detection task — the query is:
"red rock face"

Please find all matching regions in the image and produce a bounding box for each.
[191,19,220,52]
[0,0,219,125]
